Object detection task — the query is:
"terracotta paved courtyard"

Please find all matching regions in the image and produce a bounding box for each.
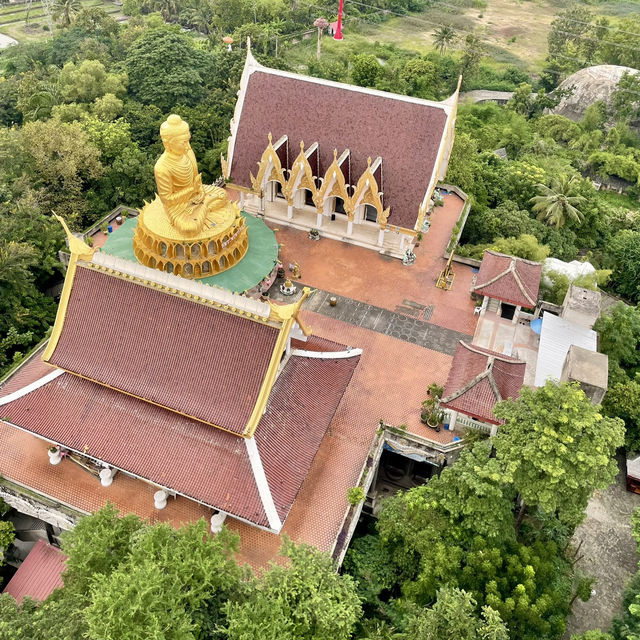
[272,193,479,336]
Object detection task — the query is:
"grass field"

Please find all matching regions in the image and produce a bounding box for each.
[287,0,640,74]
[0,0,122,43]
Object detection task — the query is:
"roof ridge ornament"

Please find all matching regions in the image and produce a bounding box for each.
[53,213,95,260]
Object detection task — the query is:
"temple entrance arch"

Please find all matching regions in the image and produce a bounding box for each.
[266,180,285,203]
[358,204,378,224]
[330,197,347,217]
[294,188,315,209]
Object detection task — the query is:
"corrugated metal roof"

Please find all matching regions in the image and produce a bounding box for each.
[534,312,597,387]
[3,540,66,604]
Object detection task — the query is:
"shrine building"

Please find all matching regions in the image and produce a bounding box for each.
[223,46,460,259]
[0,229,361,540]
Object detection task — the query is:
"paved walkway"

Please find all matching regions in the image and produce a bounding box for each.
[270,283,471,355]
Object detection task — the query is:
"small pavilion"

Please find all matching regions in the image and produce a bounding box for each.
[473,250,543,322]
[439,341,526,436]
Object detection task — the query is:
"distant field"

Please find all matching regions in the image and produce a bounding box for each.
[287,0,640,73]
[0,0,122,43]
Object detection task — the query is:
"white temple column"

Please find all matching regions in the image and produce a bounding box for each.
[377,229,385,246]
[347,220,353,236]
[287,205,293,220]
[99,467,115,487]
[210,511,227,534]
[513,305,521,324]
[400,235,406,251]
[240,192,245,208]
[154,490,168,510]
[316,212,323,228]
[445,410,457,432]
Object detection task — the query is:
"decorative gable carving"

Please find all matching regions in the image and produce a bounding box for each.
[284,141,318,205]
[250,133,288,192]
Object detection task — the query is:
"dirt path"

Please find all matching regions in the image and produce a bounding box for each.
[566,457,640,636]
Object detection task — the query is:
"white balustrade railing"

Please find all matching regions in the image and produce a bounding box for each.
[453,414,497,436]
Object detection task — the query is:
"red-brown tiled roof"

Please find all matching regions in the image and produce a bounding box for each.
[258,345,360,520]
[440,341,525,424]
[46,266,279,435]
[3,540,66,604]
[230,67,449,230]
[473,250,542,308]
[1,338,359,530]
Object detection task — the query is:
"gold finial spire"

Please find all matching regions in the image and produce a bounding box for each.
[268,132,273,144]
[333,148,338,161]
[367,156,372,167]
[300,140,304,151]
[53,213,94,260]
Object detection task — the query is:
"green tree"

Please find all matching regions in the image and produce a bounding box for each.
[432,25,456,56]
[493,381,624,529]
[607,231,640,303]
[85,520,243,640]
[406,588,508,640]
[181,0,214,34]
[225,538,361,640]
[124,28,215,111]
[530,176,587,229]
[58,60,127,104]
[351,54,382,88]
[594,303,640,382]
[459,34,485,80]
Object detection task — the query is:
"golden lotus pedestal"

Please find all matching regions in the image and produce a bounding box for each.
[133,197,249,279]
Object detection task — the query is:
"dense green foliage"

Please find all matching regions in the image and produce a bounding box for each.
[0,506,361,640]
[594,303,640,450]
[345,382,623,639]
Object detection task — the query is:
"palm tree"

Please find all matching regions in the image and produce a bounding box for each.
[530,176,587,228]
[432,25,456,55]
[52,0,81,28]
[181,0,213,34]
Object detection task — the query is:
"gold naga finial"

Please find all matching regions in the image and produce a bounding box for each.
[268,286,313,324]
[53,213,95,260]
[367,156,372,167]
[300,140,305,151]
[268,132,273,144]
[333,148,338,161]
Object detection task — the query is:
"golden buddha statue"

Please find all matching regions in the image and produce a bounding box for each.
[133,114,249,278]
[155,114,228,236]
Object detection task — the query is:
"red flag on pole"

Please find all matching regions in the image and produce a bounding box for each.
[334,0,344,40]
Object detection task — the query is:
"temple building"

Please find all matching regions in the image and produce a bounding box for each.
[0,114,367,564]
[223,46,460,259]
[0,233,361,535]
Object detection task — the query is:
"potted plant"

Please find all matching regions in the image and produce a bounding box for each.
[308,228,320,240]
[48,445,62,465]
[100,223,109,235]
[420,383,444,431]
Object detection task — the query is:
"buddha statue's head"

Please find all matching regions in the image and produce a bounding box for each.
[160,114,191,157]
